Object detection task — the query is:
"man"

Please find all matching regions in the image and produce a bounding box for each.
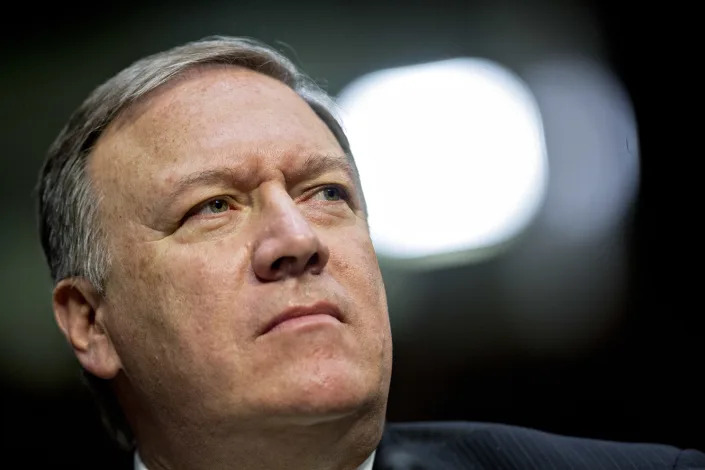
[38,36,704,469]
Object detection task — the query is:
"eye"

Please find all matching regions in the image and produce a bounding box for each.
[191,198,232,217]
[313,186,347,202]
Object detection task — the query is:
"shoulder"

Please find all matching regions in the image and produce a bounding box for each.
[374,421,705,470]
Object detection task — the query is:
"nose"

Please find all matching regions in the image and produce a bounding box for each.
[251,187,330,282]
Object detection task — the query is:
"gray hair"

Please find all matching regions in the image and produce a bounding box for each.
[37,35,360,451]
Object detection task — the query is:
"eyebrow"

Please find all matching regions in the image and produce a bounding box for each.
[292,153,357,184]
[163,153,357,201]
[164,167,241,202]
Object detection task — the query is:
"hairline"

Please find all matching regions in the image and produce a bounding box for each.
[40,36,365,293]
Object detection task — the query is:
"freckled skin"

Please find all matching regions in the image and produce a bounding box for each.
[87,67,392,469]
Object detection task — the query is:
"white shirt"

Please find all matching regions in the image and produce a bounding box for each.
[134,449,376,470]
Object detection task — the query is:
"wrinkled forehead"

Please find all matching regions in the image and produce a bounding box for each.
[86,66,359,214]
[106,63,354,161]
[106,64,296,138]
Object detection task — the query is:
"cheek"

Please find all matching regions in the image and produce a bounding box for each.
[156,237,250,301]
[106,236,252,360]
[103,237,261,406]
[330,230,393,388]
[330,230,387,305]
[327,228,391,352]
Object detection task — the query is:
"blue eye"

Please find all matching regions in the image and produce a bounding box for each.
[317,186,346,201]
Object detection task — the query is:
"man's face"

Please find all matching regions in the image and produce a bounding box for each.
[88,66,392,430]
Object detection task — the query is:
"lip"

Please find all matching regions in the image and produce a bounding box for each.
[259,301,344,336]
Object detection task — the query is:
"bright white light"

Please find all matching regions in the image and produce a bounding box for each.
[337,58,548,263]
[524,57,640,242]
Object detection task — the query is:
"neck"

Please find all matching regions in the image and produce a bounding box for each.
[132,406,386,470]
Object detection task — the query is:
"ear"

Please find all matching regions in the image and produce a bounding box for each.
[53,278,122,380]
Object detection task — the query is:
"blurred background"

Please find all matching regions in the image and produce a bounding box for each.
[2,0,701,467]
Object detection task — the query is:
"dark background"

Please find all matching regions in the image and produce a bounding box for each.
[1,1,701,467]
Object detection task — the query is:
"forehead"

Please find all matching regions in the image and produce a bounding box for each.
[89,66,345,198]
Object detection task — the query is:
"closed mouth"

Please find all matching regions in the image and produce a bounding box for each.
[259,301,343,336]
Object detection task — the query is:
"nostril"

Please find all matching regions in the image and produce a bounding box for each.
[270,257,287,272]
[254,230,329,280]
[269,253,320,276]
[306,253,320,269]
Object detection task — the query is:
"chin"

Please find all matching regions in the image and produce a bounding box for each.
[258,359,384,424]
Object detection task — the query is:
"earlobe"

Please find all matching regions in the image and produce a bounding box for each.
[53,278,122,380]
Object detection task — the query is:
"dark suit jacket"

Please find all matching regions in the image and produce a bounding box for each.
[372,422,705,470]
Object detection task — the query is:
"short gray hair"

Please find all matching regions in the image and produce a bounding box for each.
[37,35,359,451]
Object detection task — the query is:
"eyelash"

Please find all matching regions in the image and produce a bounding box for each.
[183,197,235,222]
[311,184,349,202]
[184,185,350,222]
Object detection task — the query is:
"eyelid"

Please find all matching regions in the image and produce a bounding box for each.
[182,184,352,223]
[308,184,350,200]
[183,196,235,222]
